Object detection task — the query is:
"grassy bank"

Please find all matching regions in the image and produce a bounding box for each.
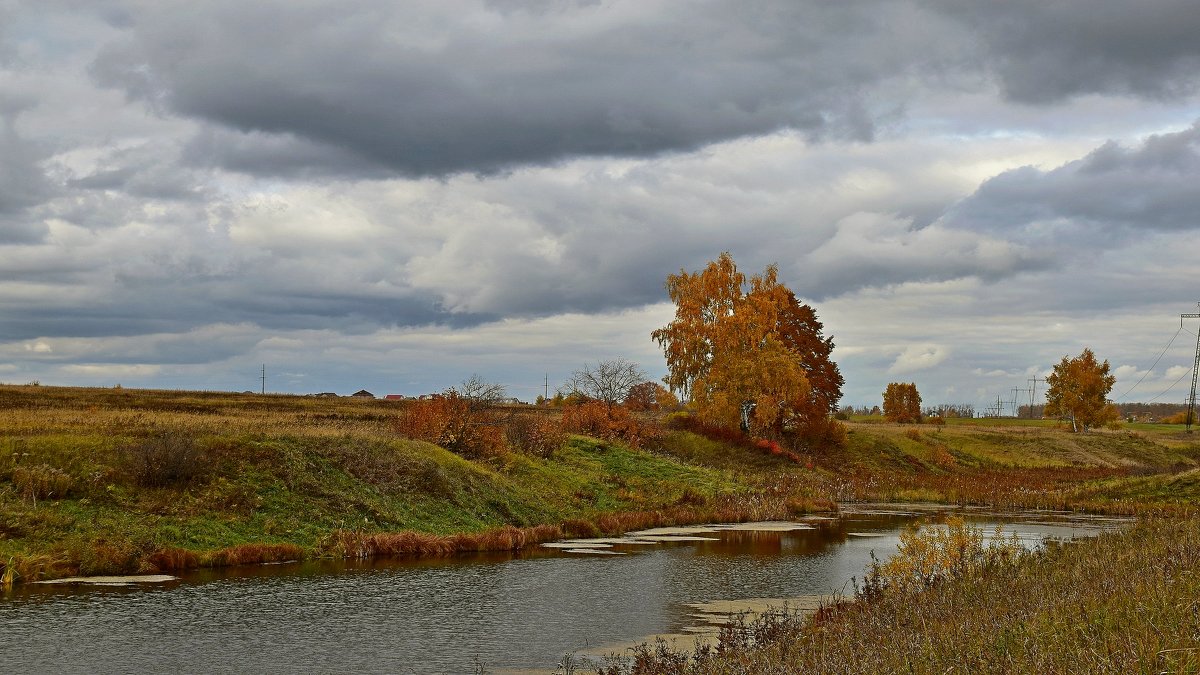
[0,385,790,582]
[600,515,1200,674]
[3,384,1199,585]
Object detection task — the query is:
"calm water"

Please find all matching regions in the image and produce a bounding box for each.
[0,507,1120,674]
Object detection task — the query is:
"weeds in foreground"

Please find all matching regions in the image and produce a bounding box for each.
[858,517,1025,599]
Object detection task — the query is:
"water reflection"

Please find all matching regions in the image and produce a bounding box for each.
[0,509,1124,674]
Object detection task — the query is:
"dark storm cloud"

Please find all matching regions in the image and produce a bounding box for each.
[0,274,477,343]
[180,127,393,180]
[945,122,1200,240]
[930,0,1200,103]
[84,1,1200,179]
[89,0,936,177]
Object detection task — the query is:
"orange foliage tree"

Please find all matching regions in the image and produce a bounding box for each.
[882,382,922,423]
[625,381,680,411]
[1044,347,1117,432]
[651,253,844,443]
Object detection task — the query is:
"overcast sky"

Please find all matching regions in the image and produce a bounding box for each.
[2,0,1199,408]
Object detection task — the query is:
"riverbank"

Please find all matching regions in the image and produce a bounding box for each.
[1,385,806,583]
[598,514,1200,674]
[2,384,1198,584]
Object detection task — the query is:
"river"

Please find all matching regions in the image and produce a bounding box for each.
[0,506,1125,674]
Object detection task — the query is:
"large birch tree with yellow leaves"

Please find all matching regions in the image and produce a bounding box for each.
[652,253,843,443]
[1044,347,1118,432]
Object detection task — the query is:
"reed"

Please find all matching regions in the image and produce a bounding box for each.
[202,543,305,567]
[147,547,201,572]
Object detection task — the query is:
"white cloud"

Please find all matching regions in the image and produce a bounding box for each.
[888,344,950,375]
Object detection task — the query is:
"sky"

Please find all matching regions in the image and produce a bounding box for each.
[1,0,1199,409]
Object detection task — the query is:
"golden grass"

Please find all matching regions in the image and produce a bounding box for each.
[600,516,1200,674]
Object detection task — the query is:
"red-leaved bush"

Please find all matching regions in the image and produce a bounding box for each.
[561,401,657,447]
[395,392,506,458]
[505,413,566,457]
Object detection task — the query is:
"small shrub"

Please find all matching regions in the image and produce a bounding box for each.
[561,401,653,447]
[12,464,75,502]
[122,432,207,487]
[506,414,566,457]
[904,428,923,441]
[860,517,1024,599]
[395,393,507,458]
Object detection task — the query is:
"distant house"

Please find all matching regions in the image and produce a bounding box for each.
[350,389,375,399]
[309,392,338,398]
[384,394,406,401]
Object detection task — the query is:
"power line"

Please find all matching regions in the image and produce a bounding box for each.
[1115,326,1183,401]
[1144,367,1192,404]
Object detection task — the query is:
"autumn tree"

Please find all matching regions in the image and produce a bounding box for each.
[883,382,922,423]
[625,381,680,411]
[1044,347,1117,432]
[651,253,844,443]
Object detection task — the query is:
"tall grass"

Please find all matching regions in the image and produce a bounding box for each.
[598,516,1200,674]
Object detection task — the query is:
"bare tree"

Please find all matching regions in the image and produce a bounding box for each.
[564,358,648,406]
[454,374,508,410]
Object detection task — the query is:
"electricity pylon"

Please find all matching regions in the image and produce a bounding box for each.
[1184,304,1200,432]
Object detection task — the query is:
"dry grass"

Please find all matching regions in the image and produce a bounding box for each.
[599,516,1200,675]
[203,543,305,567]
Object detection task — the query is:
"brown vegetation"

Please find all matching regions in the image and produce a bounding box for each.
[599,516,1200,674]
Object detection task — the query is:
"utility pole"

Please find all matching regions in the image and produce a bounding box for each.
[1184,303,1200,432]
[544,373,549,403]
[987,395,1004,418]
[261,364,266,395]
